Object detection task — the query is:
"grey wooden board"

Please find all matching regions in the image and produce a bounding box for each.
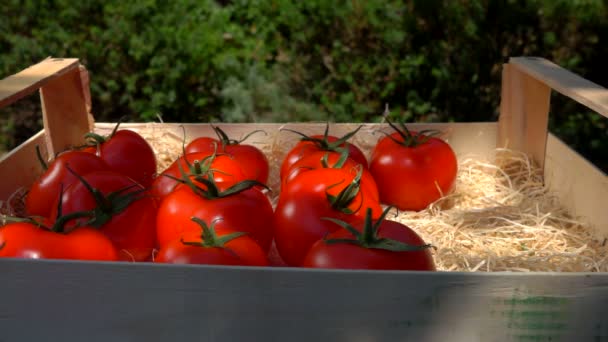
[1,259,608,342]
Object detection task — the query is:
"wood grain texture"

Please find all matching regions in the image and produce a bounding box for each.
[40,66,92,156]
[0,58,80,108]
[0,259,607,342]
[498,63,552,170]
[0,131,46,202]
[545,133,608,235]
[510,57,608,119]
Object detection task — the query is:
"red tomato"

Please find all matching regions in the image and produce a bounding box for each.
[26,151,110,218]
[370,122,457,211]
[84,128,157,188]
[154,217,269,266]
[186,126,269,184]
[54,170,158,261]
[0,221,119,261]
[282,150,379,201]
[280,125,368,181]
[274,167,382,266]
[150,152,247,200]
[302,208,435,270]
[156,179,274,252]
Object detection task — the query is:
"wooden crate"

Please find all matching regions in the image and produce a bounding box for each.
[0,57,607,341]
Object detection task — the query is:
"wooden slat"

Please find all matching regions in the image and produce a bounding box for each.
[510,57,608,119]
[0,131,46,204]
[0,259,607,341]
[545,133,608,235]
[497,63,552,170]
[40,66,92,155]
[0,58,80,108]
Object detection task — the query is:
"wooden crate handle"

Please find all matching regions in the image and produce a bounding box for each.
[0,57,93,157]
[498,56,608,171]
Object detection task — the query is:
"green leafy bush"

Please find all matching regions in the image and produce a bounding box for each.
[0,0,606,169]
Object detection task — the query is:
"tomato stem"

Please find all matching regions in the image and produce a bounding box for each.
[181,217,246,248]
[211,125,266,147]
[172,161,269,200]
[384,117,441,147]
[65,165,147,228]
[35,145,48,171]
[325,165,364,214]
[280,123,363,152]
[322,207,432,252]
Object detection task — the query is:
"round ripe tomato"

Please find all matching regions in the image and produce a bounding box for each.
[154,217,269,266]
[280,125,368,181]
[26,151,111,218]
[150,152,247,200]
[274,167,382,266]
[186,126,269,184]
[84,129,157,188]
[54,170,158,261]
[302,208,435,270]
[370,122,457,211]
[156,179,274,252]
[0,221,119,261]
[282,150,379,201]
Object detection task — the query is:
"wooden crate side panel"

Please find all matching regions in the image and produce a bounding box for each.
[40,65,92,156]
[510,57,608,119]
[0,58,80,108]
[498,63,551,171]
[93,122,499,161]
[545,133,608,236]
[0,259,607,342]
[0,131,46,202]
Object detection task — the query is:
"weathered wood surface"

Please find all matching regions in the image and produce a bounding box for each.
[1,259,608,342]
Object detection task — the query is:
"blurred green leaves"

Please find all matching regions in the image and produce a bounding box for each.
[0,0,606,169]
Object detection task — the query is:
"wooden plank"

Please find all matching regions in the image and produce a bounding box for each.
[0,58,80,108]
[0,259,607,341]
[0,131,46,205]
[510,57,608,119]
[93,122,499,161]
[545,133,608,236]
[497,63,552,171]
[40,65,93,155]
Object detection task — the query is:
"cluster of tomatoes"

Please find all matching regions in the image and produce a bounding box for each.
[0,119,458,271]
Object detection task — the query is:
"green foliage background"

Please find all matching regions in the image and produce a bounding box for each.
[1,0,606,169]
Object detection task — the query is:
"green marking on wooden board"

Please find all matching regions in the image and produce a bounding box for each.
[498,290,570,342]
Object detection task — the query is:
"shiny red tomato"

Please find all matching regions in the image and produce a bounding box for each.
[0,221,119,261]
[154,217,269,266]
[150,152,247,200]
[26,150,110,218]
[279,125,368,181]
[54,170,158,261]
[370,121,457,211]
[302,208,435,270]
[156,178,274,252]
[186,126,269,184]
[274,167,382,266]
[282,150,379,201]
[84,128,157,188]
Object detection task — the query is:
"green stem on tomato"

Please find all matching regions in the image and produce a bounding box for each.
[325,165,364,214]
[169,161,269,200]
[280,123,363,152]
[181,217,246,248]
[383,117,441,148]
[65,164,147,228]
[35,145,48,171]
[322,206,432,252]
